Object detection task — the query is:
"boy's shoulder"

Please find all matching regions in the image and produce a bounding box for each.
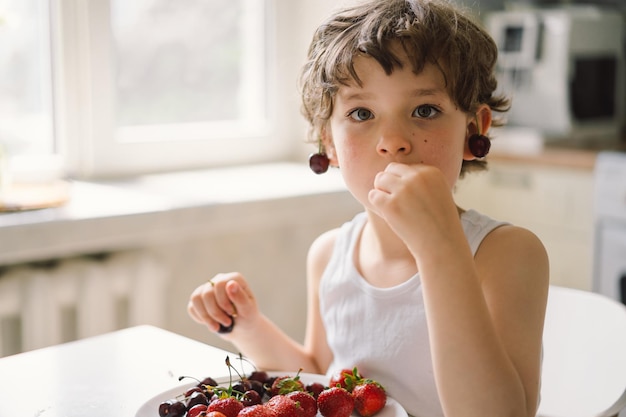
[307,212,366,276]
[311,227,341,252]
[462,209,549,287]
[306,227,342,285]
[476,221,549,288]
[485,223,547,257]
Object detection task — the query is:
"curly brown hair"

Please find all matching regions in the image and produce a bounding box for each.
[299,0,510,175]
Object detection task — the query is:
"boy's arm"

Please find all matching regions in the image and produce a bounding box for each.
[229,228,337,374]
[368,163,548,417]
[422,224,548,417]
[188,273,315,373]
[187,227,338,375]
[303,228,338,374]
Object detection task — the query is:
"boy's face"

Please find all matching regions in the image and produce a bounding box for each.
[325,48,475,209]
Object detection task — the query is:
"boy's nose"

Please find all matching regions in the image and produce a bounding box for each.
[376,127,412,156]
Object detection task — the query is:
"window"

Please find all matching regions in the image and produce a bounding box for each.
[0,0,54,155]
[1,0,281,180]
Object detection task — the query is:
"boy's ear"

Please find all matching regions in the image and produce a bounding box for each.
[320,127,338,166]
[476,105,493,135]
[463,105,493,160]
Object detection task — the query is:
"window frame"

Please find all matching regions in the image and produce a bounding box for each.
[51,0,285,180]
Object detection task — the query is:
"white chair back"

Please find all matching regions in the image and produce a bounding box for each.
[538,285,626,417]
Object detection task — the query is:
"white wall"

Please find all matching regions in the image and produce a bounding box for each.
[274,0,363,163]
[158,190,362,353]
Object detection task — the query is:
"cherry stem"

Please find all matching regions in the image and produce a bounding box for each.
[237,352,258,373]
[225,355,246,383]
[179,375,202,384]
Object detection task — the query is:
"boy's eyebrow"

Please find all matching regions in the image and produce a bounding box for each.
[409,87,447,97]
[339,87,446,101]
[338,91,375,101]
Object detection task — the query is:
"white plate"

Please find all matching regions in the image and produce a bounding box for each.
[135,372,408,417]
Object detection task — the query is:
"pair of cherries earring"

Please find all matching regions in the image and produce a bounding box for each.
[308,134,491,174]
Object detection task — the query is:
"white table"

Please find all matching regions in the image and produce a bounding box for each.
[0,325,244,417]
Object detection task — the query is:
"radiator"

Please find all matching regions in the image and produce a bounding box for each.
[0,250,168,357]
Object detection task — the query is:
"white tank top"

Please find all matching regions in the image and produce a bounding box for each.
[320,210,507,417]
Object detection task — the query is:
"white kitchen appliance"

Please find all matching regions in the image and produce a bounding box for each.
[485,6,625,140]
[593,151,626,306]
[593,151,626,417]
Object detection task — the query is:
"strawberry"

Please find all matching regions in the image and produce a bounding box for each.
[328,368,359,392]
[352,381,386,417]
[286,391,317,417]
[270,372,305,396]
[208,397,244,417]
[238,404,275,417]
[265,395,300,417]
[317,387,354,417]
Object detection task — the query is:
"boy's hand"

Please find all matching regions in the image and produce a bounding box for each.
[367,162,462,255]
[187,272,258,336]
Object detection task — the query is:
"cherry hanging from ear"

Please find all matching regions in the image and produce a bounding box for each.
[309,152,330,174]
[468,134,491,158]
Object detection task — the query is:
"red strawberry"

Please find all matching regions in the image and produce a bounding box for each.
[265,395,300,417]
[328,368,359,392]
[352,382,386,417]
[317,387,354,417]
[286,391,317,417]
[238,404,275,417]
[208,397,244,417]
[270,373,305,396]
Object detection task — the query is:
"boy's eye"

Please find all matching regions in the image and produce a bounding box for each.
[413,105,439,118]
[348,108,373,121]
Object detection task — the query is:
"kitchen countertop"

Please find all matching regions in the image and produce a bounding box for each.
[490,146,599,170]
[0,141,622,266]
[489,132,626,171]
[0,162,356,266]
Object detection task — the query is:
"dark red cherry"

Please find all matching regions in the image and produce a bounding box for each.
[187,404,208,417]
[248,371,269,383]
[185,387,204,398]
[218,316,235,334]
[158,399,187,417]
[265,376,278,389]
[249,379,265,397]
[232,380,251,395]
[242,390,262,407]
[198,377,219,388]
[309,153,329,174]
[306,382,325,399]
[187,391,209,409]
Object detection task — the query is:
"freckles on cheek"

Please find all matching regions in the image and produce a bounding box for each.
[335,143,361,167]
[418,140,446,165]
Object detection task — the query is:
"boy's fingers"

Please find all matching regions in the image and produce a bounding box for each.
[226,280,256,317]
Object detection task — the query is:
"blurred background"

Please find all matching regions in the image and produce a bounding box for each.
[0,0,624,358]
